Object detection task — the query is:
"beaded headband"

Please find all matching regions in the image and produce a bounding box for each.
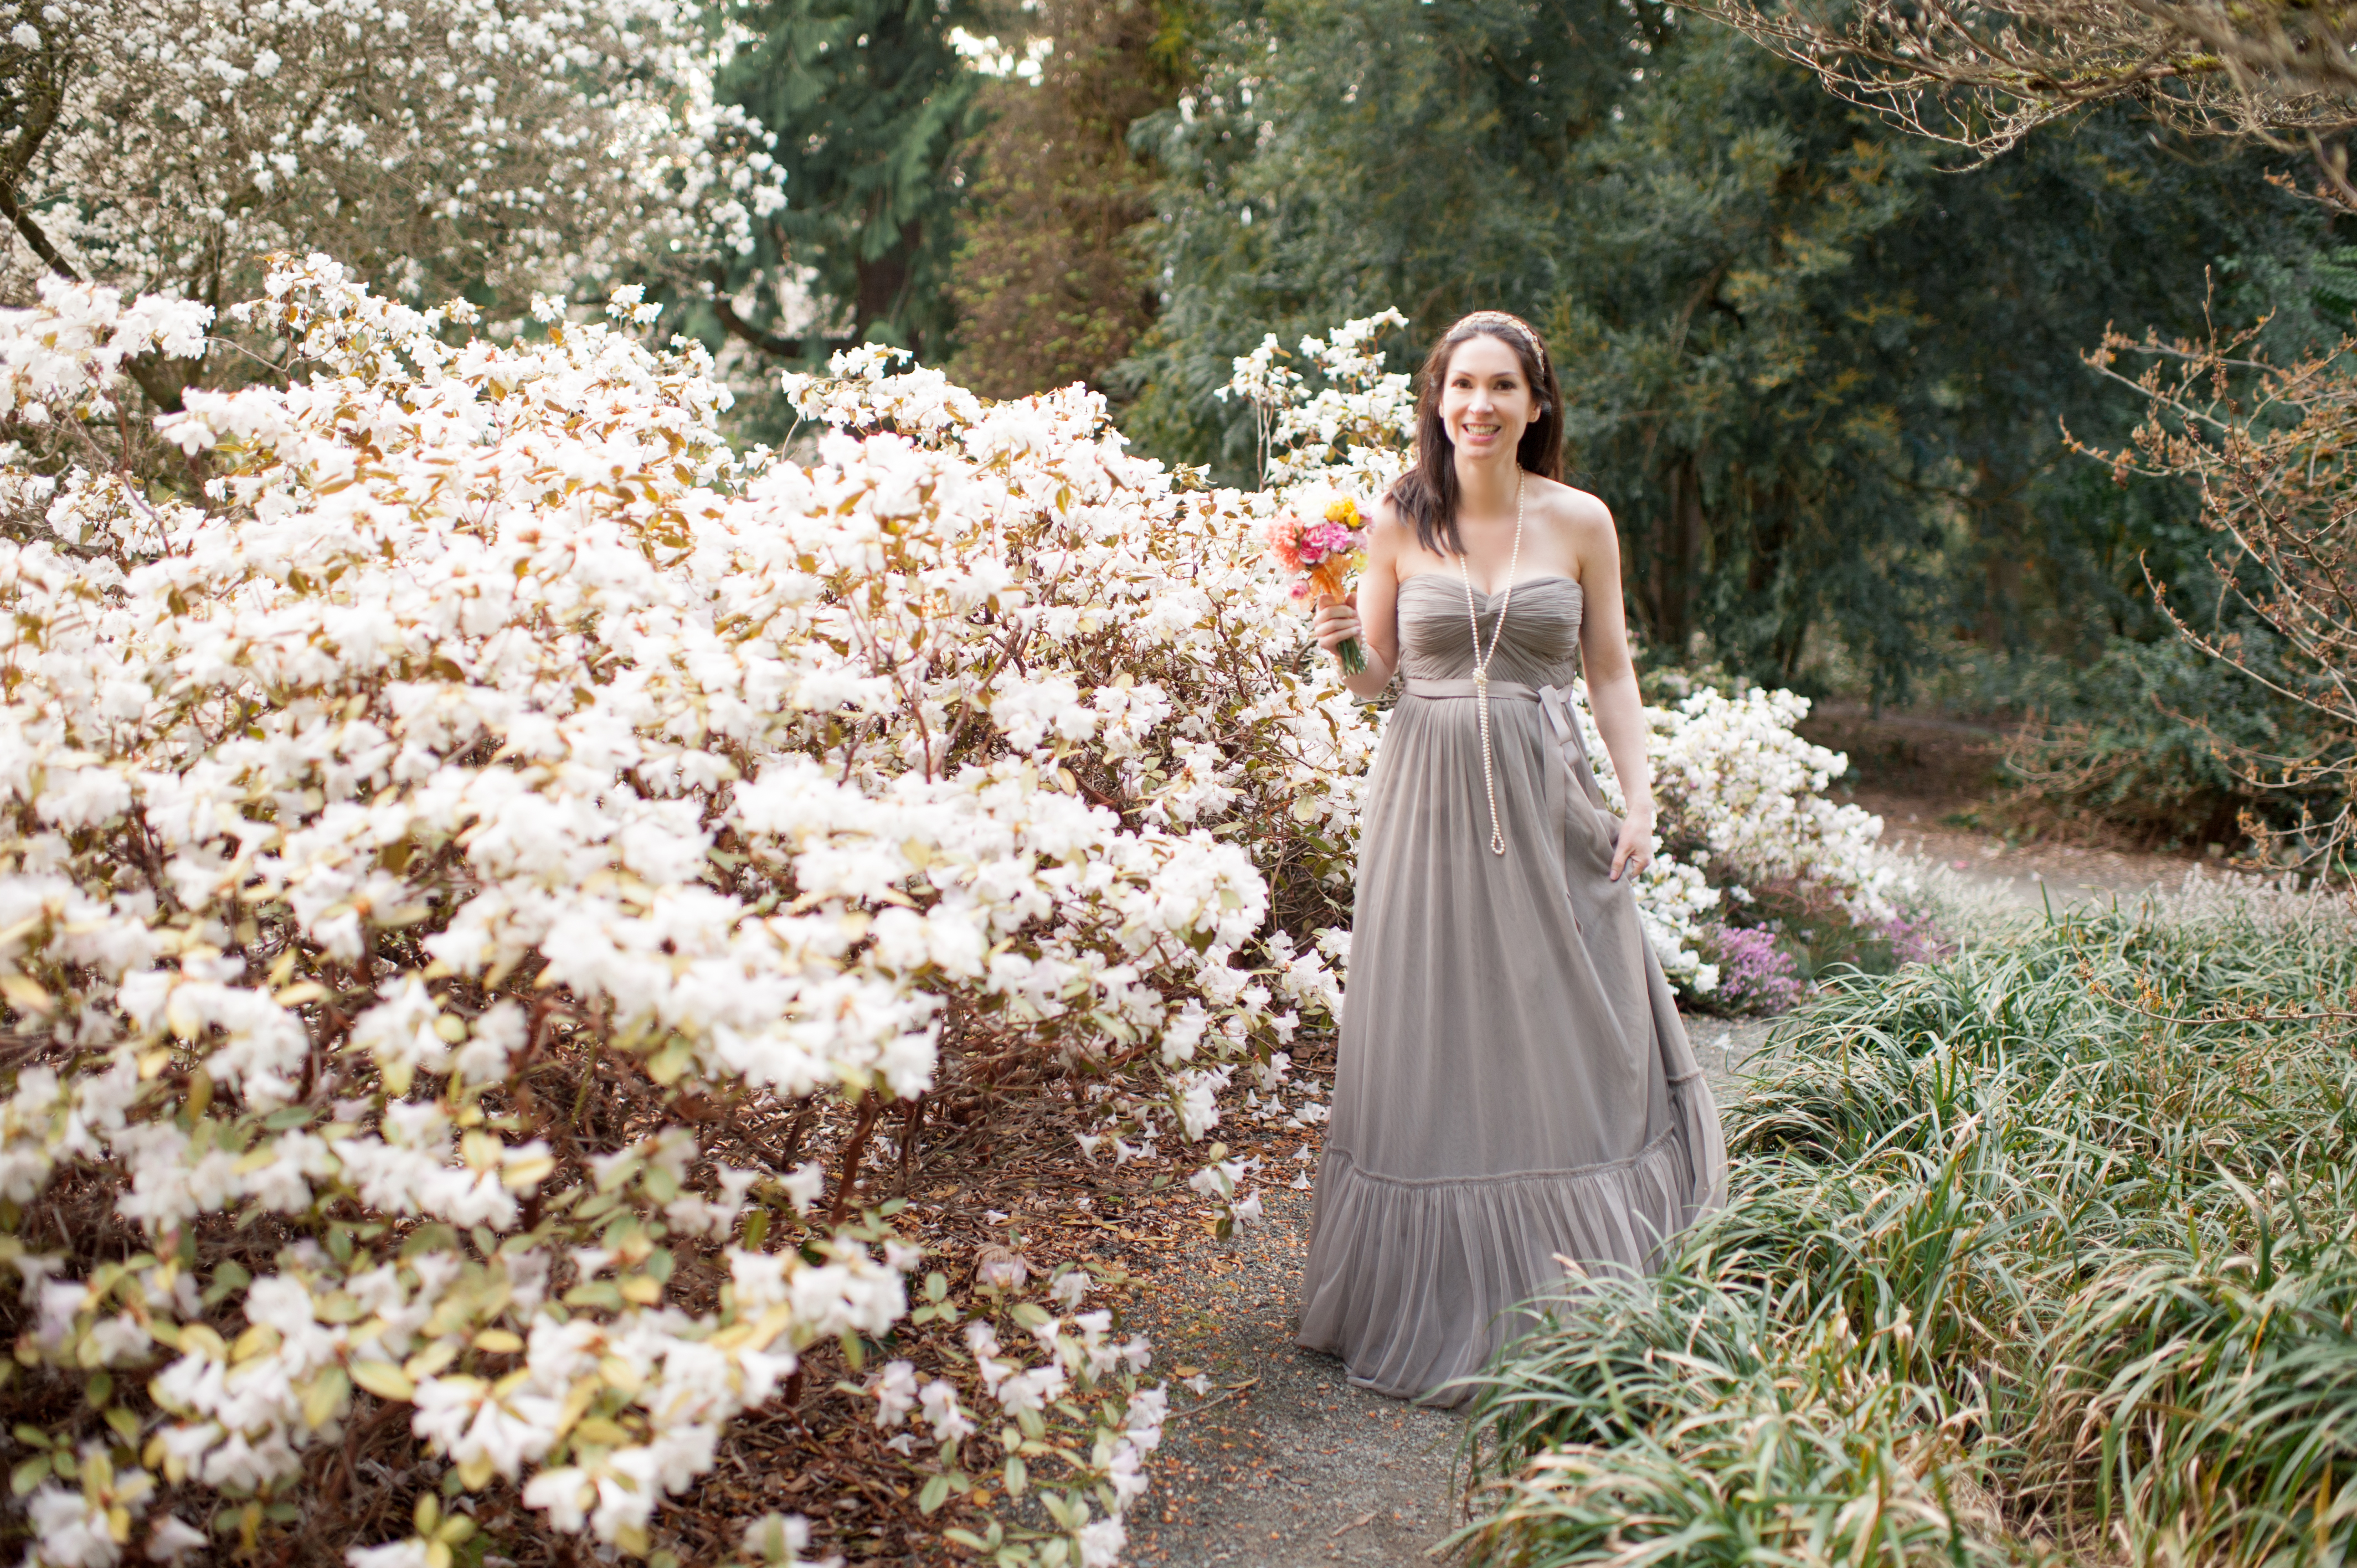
[1452,310,1547,374]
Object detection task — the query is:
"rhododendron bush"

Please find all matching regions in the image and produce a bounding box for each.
[0,0,784,408]
[0,257,1372,1565]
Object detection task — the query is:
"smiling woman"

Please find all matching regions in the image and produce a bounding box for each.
[1294,313,1727,1407]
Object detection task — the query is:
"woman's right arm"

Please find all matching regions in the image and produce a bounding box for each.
[1311,502,1404,700]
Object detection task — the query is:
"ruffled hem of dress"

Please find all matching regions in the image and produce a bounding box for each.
[1296,1070,1723,1409]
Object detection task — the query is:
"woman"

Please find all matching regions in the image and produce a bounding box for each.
[1296,311,1727,1406]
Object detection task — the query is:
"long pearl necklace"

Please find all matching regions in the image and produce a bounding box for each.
[1456,469,1524,858]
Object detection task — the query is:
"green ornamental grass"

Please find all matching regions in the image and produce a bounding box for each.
[1453,889,2357,1567]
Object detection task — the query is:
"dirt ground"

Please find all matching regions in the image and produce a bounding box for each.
[1801,702,2213,909]
[1118,1188,1464,1567]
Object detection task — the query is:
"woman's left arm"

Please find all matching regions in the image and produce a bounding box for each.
[1572,498,1655,883]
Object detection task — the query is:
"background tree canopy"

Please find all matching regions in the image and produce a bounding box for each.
[716,0,988,365]
[677,0,2338,753]
[1108,0,2331,703]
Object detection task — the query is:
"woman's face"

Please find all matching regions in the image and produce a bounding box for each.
[1439,333,1537,461]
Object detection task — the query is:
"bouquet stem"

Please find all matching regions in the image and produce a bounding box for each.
[1336,636,1367,676]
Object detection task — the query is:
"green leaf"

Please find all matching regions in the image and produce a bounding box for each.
[303,1365,351,1429]
[918,1474,951,1514]
[349,1360,416,1402]
[12,1425,50,1451]
[1003,1454,1027,1497]
[647,1038,693,1085]
[202,1260,252,1307]
[9,1455,50,1496]
[400,1223,459,1260]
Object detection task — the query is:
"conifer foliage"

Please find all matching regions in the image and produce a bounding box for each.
[717,0,987,366]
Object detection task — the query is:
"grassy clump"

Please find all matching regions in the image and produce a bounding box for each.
[1453,890,2357,1567]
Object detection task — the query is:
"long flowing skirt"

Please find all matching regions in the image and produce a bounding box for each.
[1296,679,1727,1405]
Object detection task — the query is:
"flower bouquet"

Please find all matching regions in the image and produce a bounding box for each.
[1265,488,1370,674]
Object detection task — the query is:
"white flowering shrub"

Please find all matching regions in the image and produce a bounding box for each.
[1570,685,1904,993]
[1,0,783,409]
[1223,314,1906,995]
[1213,311,1418,489]
[0,257,1380,1565]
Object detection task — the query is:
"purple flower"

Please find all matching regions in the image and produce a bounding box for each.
[1877,911,1953,967]
[1703,922,1803,1015]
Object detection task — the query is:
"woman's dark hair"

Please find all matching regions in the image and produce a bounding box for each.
[1387,312,1565,557]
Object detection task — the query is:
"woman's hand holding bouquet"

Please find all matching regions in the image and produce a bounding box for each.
[1265,488,1371,674]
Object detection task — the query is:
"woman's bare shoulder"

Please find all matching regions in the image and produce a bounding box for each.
[1526,474,1615,549]
[1362,495,1418,558]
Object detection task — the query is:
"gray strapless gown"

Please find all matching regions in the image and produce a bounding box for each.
[1296,574,1728,1406]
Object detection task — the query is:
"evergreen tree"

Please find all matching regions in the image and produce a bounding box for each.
[1124,0,1664,472]
[718,0,985,364]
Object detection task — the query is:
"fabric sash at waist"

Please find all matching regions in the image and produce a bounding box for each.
[1401,677,1612,817]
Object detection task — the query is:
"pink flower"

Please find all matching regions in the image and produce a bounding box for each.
[1300,520,1360,564]
[1260,517,1306,574]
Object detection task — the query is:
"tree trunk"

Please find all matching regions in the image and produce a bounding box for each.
[854,218,924,357]
[1651,452,1706,655]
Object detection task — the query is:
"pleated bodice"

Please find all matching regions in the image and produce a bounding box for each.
[1393,571,1585,687]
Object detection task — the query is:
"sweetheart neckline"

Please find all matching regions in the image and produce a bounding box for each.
[1397,572,1582,599]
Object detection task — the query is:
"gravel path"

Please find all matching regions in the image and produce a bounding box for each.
[1119,1185,1464,1566]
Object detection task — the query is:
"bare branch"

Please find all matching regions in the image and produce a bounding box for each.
[2065,318,2357,873]
[1683,0,2357,196]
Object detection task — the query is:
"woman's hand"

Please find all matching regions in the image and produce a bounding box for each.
[1311,590,1360,659]
[1610,801,1656,883]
